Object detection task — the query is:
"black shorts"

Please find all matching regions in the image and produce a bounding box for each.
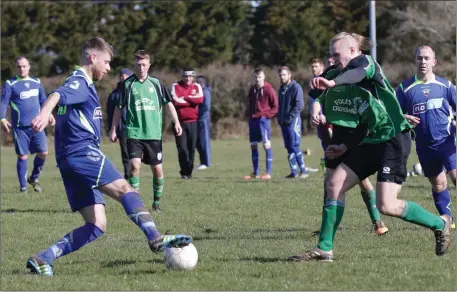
[343,131,409,185]
[127,139,163,165]
[325,125,355,170]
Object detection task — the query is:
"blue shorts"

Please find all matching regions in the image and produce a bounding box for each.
[249,117,271,144]
[417,142,456,177]
[281,117,301,150]
[12,126,47,155]
[58,145,123,212]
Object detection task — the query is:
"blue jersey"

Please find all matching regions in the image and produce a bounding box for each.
[396,75,456,149]
[1,76,47,127]
[54,66,102,162]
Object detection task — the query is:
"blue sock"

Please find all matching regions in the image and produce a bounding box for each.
[288,153,298,176]
[36,223,104,264]
[432,189,452,217]
[121,192,161,240]
[294,149,306,174]
[17,158,27,189]
[266,148,273,175]
[251,148,259,176]
[30,156,45,182]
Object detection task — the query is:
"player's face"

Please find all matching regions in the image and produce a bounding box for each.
[92,51,111,81]
[279,70,291,85]
[415,48,436,76]
[183,75,194,85]
[329,39,353,69]
[16,59,30,78]
[134,58,150,78]
[254,72,265,87]
[311,63,323,77]
[120,74,129,82]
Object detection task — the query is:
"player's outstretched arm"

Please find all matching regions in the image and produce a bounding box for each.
[109,107,122,142]
[167,102,182,136]
[32,92,60,132]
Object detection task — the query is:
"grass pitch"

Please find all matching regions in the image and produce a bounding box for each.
[1,136,455,290]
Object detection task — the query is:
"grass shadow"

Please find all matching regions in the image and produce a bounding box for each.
[101,259,136,268]
[1,208,71,214]
[239,256,288,263]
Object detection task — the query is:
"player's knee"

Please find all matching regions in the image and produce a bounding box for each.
[250,144,258,150]
[130,161,141,175]
[18,154,28,160]
[152,164,163,178]
[431,176,447,192]
[263,141,271,149]
[37,152,48,159]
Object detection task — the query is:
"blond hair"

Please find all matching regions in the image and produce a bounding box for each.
[330,32,374,52]
[82,37,113,58]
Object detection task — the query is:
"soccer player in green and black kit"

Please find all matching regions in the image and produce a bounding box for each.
[289,32,451,262]
[309,65,389,236]
[110,50,182,212]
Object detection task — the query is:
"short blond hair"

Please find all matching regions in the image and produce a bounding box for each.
[82,37,113,57]
[330,32,374,52]
[134,50,151,62]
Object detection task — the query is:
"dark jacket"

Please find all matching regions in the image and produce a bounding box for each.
[277,80,304,125]
[198,86,212,121]
[106,82,127,135]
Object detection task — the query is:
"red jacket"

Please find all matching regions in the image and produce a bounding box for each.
[171,81,204,122]
[248,81,278,119]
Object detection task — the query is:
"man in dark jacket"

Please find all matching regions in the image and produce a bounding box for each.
[106,68,133,179]
[277,66,307,179]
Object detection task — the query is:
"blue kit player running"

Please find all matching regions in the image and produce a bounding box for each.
[396,45,456,227]
[1,56,54,192]
[277,66,308,179]
[27,37,192,276]
[244,68,278,180]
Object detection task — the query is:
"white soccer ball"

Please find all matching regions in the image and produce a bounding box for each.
[164,243,198,271]
[413,163,423,175]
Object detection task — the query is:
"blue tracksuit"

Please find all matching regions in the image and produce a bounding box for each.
[197,86,211,166]
[278,80,306,175]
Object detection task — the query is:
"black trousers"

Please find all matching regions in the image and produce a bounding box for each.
[118,130,130,179]
[174,121,198,176]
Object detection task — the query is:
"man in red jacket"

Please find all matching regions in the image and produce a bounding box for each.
[171,68,204,179]
[244,68,278,180]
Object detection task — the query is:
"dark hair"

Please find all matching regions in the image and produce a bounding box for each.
[254,67,264,75]
[277,66,291,74]
[134,50,151,61]
[310,58,324,66]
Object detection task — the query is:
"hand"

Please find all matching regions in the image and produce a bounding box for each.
[311,77,336,90]
[325,144,348,159]
[1,119,11,133]
[311,114,326,128]
[404,114,420,127]
[31,111,51,133]
[174,97,187,104]
[252,113,262,119]
[48,115,56,126]
[109,128,117,142]
[174,122,182,136]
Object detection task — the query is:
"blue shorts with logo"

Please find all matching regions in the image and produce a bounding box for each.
[12,126,47,155]
[417,140,456,177]
[281,117,301,150]
[58,145,123,212]
[249,117,271,144]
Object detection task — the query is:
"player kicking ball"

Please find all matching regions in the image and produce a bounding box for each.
[26,37,191,276]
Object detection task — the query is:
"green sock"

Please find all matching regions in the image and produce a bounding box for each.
[361,189,381,223]
[153,177,164,205]
[400,200,445,230]
[129,176,140,190]
[318,200,345,251]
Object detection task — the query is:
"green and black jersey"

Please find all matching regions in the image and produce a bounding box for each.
[118,75,171,140]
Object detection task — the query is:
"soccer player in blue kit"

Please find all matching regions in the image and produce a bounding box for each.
[1,56,54,192]
[396,45,456,228]
[27,37,192,276]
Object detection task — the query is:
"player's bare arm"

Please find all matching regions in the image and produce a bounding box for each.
[32,92,61,132]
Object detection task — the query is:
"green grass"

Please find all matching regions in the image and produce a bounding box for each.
[1,136,456,291]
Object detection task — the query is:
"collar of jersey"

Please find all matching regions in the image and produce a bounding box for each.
[414,74,436,84]
[14,75,33,81]
[74,65,93,84]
